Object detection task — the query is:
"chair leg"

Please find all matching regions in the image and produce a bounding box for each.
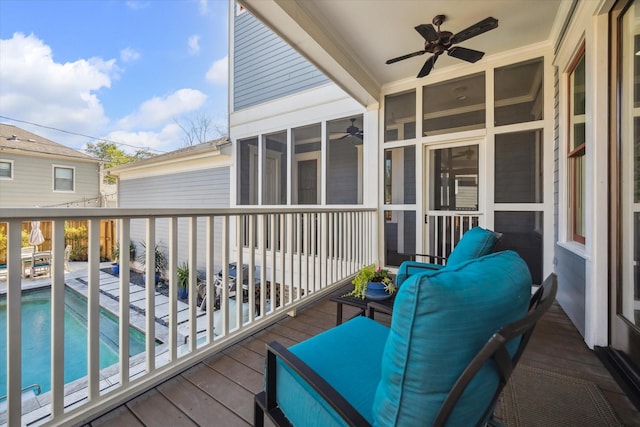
[254,392,266,427]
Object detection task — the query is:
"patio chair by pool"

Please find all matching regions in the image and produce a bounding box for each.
[395,226,501,287]
[254,251,557,427]
[30,251,52,279]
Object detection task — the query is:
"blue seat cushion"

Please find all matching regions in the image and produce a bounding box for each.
[444,226,498,266]
[396,226,498,286]
[276,316,389,427]
[373,250,531,427]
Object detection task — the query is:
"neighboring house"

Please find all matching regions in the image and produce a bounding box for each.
[0,124,101,208]
[108,138,232,270]
[229,0,640,398]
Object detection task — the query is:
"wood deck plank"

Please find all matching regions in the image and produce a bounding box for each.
[85,294,640,427]
[182,362,257,424]
[90,405,144,427]
[157,375,249,427]
[126,388,197,426]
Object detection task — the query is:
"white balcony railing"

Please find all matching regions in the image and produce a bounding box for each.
[0,207,376,426]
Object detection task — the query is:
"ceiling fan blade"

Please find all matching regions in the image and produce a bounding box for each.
[450,17,498,44]
[447,46,485,63]
[417,55,437,78]
[415,23,439,42]
[386,50,426,64]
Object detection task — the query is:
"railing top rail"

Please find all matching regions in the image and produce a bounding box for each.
[0,206,376,221]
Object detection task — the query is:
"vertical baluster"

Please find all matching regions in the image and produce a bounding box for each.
[168,217,178,358]
[189,216,198,351]
[259,214,267,317]
[206,216,215,343]
[6,219,21,425]
[220,216,230,336]
[118,219,131,385]
[270,214,276,314]
[279,214,285,310]
[145,218,156,372]
[87,219,101,400]
[235,215,244,331]
[296,213,302,301]
[310,213,316,293]
[248,214,256,323]
[287,213,294,305]
[51,219,65,417]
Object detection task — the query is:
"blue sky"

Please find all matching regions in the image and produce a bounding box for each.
[0,0,229,154]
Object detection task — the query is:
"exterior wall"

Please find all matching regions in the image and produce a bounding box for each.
[0,152,100,208]
[233,8,330,111]
[119,167,230,271]
[555,244,586,335]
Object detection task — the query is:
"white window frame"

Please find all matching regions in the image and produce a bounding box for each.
[53,165,75,192]
[0,159,14,180]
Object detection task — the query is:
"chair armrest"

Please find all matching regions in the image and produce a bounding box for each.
[396,260,443,286]
[263,341,370,427]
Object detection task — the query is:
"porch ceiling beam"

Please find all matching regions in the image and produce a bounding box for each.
[239,0,381,109]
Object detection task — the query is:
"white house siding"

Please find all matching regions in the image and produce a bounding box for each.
[0,152,100,208]
[119,167,230,272]
[233,9,330,111]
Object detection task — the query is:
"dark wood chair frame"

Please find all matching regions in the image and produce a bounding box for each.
[254,273,557,427]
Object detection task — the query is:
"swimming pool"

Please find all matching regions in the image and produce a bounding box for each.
[0,287,147,397]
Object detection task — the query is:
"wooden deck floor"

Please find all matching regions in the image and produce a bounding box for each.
[86,293,640,427]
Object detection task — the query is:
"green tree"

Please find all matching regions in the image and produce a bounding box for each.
[85,141,153,183]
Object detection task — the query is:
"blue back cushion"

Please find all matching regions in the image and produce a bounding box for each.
[445,226,498,267]
[372,250,531,427]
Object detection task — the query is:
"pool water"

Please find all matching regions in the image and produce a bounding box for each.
[0,287,147,397]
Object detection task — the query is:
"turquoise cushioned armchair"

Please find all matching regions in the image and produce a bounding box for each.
[255,251,557,427]
[395,226,500,287]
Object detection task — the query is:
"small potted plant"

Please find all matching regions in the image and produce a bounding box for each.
[111,241,136,276]
[111,244,120,275]
[348,263,396,300]
[138,241,168,286]
[177,261,189,299]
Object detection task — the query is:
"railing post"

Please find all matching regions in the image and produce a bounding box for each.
[145,217,156,372]
[168,217,178,359]
[189,216,198,351]
[87,218,101,400]
[119,219,131,386]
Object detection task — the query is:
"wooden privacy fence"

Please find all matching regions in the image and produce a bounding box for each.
[0,219,115,264]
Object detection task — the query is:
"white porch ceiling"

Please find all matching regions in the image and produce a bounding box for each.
[239,0,570,107]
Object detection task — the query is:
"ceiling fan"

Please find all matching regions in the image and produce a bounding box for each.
[337,118,363,140]
[452,147,476,159]
[386,14,498,78]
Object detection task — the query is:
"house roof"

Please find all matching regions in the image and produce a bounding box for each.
[0,123,98,162]
[107,137,230,175]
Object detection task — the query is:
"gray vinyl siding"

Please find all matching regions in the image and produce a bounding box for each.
[233,11,330,111]
[120,167,230,271]
[0,153,100,208]
[553,61,586,336]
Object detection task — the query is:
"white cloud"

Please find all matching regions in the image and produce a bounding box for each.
[188,35,200,55]
[198,0,208,15]
[102,123,183,154]
[125,1,150,10]
[120,47,140,62]
[117,88,207,130]
[206,56,228,85]
[0,32,118,147]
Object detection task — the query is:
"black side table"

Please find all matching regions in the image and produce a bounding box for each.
[329,293,395,325]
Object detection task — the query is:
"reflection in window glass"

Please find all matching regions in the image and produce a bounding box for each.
[429,145,478,211]
[384,210,416,267]
[495,57,544,126]
[0,161,12,179]
[568,47,586,243]
[238,137,258,205]
[494,211,543,284]
[495,130,543,203]
[293,124,321,204]
[384,91,416,142]
[327,116,363,204]
[263,132,287,205]
[54,166,74,191]
[384,146,415,205]
[423,73,485,136]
